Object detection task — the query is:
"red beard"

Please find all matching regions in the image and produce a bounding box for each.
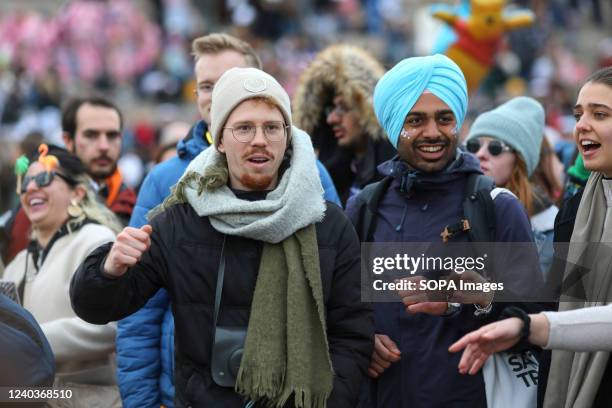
[240,173,275,190]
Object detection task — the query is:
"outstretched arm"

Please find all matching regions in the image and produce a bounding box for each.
[448,313,550,375]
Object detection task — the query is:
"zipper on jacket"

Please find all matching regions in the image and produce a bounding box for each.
[395,205,408,232]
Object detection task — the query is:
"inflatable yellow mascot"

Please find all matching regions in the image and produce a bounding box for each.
[432,0,534,92]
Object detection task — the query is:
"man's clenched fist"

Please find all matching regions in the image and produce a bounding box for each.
[368,334,401,378]
[104,225,153,277]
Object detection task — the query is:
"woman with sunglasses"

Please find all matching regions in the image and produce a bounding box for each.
[3,144,122,407]
[465,96,558,278]
[450,67,612,408]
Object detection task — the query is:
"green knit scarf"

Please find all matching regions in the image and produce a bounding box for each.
[148,128,333,406]
[236,224,333,407]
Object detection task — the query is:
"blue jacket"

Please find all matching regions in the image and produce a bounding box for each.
[116,121,341,408]
[346,153,539,408]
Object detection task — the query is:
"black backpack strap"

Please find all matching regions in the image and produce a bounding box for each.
[357,176,393,242]
[463,173,496,242]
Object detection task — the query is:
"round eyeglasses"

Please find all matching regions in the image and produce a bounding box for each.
[223,122,289,143]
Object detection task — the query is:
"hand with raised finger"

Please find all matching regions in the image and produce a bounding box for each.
[104,225,153,277]
[448,317,523,374]
[368,334,401,379]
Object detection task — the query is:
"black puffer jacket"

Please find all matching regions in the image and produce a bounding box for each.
[70,199,373,408]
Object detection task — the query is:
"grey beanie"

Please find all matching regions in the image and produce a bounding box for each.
[466,96,545,176]
[210,67,292,147]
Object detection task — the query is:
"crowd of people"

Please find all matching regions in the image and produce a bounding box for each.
[0,0,608,214]
[0,1,612,408]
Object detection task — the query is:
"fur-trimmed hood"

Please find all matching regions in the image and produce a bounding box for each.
[293,45,386,142]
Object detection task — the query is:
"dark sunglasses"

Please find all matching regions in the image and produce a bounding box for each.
[465,138,513,156]
[20,171,76,194]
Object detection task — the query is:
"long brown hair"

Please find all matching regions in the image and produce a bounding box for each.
[505,156,534,216]
[531,137,562,202]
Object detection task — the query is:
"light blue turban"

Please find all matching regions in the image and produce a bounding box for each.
[373,54,468,148]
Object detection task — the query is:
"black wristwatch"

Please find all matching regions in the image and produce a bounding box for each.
[500,306,531,350]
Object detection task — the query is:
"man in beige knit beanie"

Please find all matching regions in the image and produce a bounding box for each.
[209,67,293,191]
[71,66,373,408]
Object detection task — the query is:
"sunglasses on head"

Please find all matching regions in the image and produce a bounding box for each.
[20,171,76,194]
[466,138,513,156]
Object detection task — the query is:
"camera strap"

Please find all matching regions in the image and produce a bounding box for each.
[210,236,248,388]
[213,236,227,329]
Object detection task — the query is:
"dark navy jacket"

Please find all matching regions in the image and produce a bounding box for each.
[346,152,537,408]
[0,293,55,388]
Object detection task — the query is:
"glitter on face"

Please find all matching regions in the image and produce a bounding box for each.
[400,128,417,140]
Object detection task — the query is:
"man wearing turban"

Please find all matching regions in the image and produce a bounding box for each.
[346,54,542,407]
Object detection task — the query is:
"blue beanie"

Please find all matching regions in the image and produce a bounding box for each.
[373,54,468,148]
[466,96,545,176]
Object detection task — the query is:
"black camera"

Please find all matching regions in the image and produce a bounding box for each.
[211,326,246,387]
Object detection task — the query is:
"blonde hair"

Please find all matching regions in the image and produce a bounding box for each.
[67,174,122,234]
[191,33,261,69]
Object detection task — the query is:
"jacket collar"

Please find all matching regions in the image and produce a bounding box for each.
[28,218,93,271]
[177,120,210,160]
[377,149,482,195]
